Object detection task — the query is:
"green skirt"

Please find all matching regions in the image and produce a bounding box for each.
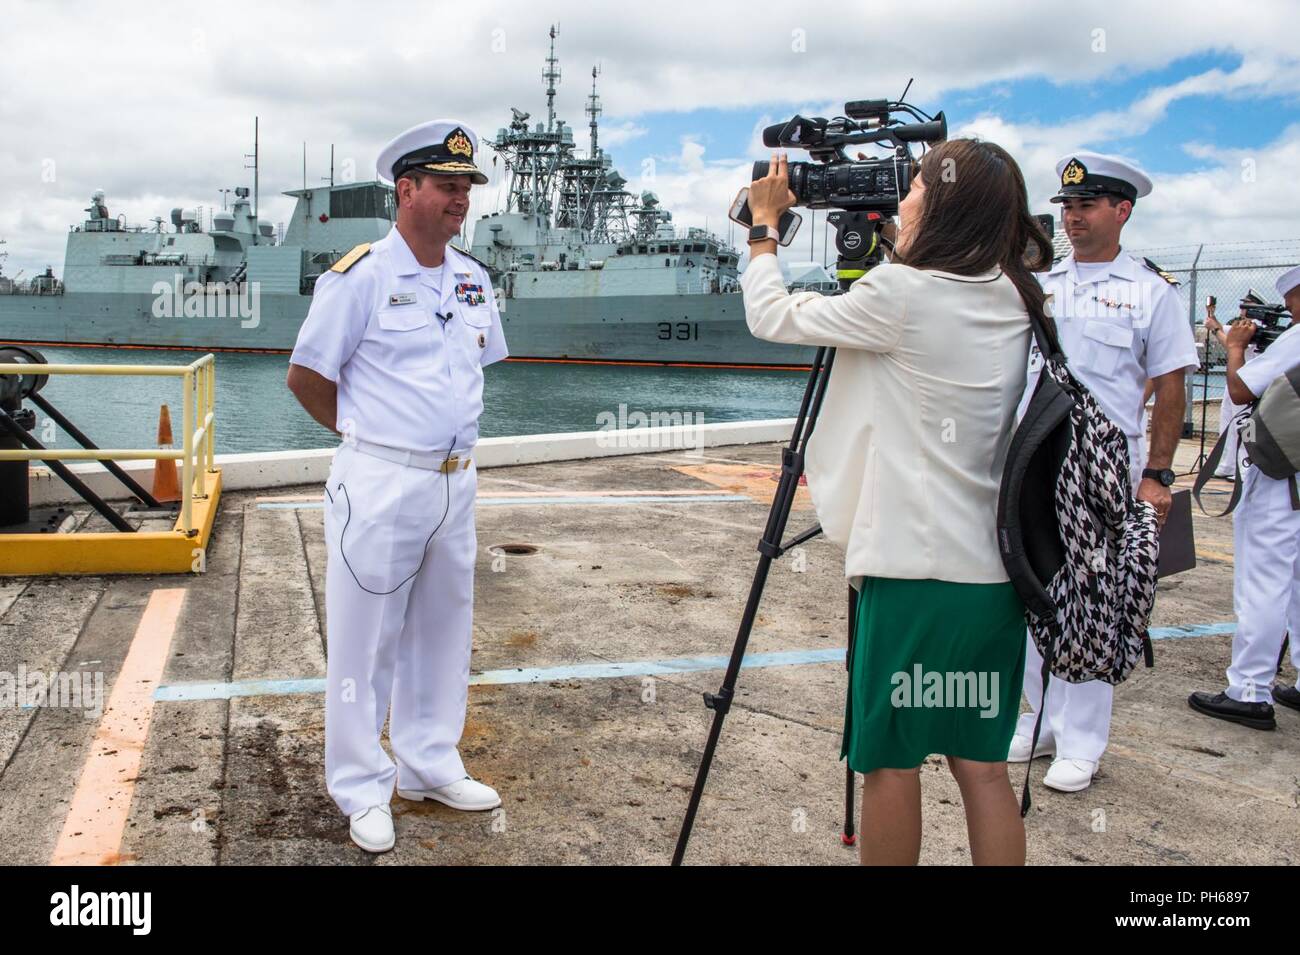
[841,577,1026,773]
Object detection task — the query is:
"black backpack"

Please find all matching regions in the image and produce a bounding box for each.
[997,309,1160,813]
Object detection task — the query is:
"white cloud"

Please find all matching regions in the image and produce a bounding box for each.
[596,121,648,149]
[2,0,1299,278]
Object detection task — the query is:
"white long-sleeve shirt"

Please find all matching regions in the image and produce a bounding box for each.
[741,253,1031,585]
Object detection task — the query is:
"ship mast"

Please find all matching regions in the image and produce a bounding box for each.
[488,29,636,244]
[586,64,601,158]
[544,25,561,135]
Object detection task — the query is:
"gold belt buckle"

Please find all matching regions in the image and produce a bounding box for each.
[438,456,471,473]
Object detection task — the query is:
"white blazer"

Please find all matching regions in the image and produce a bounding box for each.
[740,254,1031,586]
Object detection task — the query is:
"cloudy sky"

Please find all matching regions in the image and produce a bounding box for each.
[2,0,1298,280]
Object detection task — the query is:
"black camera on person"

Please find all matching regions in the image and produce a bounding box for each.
[752,99,947,216]
[1239,291,1292,352]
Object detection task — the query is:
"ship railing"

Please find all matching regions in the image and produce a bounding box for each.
[0,285,64,296]
[0,354,217,535]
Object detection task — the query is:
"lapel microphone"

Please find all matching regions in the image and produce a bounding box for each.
[435,311,452,325]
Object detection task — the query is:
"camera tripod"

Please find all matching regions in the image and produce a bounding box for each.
[672,212,890,865]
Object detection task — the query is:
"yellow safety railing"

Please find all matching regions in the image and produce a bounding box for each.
[0,354,216,534]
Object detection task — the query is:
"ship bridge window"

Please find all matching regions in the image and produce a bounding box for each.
[329,185,395,220]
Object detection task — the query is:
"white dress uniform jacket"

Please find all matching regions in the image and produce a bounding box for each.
[741,254,1032,586]
[291,225,508,452]
[1017,250,1199,764]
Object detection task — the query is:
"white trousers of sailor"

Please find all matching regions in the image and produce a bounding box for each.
[1226,466,1300,704]
[322,442,477,818]
[1014,440,1144,764]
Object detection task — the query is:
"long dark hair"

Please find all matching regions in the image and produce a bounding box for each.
[898,138,1058,353]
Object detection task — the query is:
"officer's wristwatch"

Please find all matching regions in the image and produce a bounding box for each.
[748,224,779,244]
[1142,467,1176,487]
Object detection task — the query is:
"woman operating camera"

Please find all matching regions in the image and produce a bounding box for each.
[741,139,1053,865]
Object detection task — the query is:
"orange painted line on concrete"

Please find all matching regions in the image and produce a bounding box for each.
[50,588,186,866]
[1195,548,1234,564]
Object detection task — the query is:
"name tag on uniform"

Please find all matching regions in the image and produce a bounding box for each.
[455,283,486,306]
[388,292,418,306]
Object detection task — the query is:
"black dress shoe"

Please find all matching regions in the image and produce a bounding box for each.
[1273,684,1300,713]
[1188,691,1276,730]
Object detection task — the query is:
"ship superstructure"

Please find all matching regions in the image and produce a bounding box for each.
[0,28,812,369]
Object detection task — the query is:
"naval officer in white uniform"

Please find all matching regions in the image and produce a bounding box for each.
[1189,265,1300,728]
[1010,152,1199,792]
[287,120,508,852]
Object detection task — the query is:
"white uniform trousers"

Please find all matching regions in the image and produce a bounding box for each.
[1015,441,1144,763]
[1226,467,1300,704]
[322,441,478,817]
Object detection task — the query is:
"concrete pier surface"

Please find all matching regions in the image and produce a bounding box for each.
[0,438,1295,866]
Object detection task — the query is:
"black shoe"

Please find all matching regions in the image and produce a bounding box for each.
[1273,684,1300,713]
[1188,691,1276,730]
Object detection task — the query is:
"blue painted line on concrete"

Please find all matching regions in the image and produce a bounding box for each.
[474,648,845,685]
[257,494,750,510]
[1148,622,1236,640]
[153,623,1236,703]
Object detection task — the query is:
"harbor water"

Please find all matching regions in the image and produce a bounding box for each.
[15,346,810,454]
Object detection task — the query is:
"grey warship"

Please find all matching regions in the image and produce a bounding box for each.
[0,29,815,369]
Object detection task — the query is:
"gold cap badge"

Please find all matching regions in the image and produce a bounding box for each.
[1061,158,1087,187]
[446,129,473,159]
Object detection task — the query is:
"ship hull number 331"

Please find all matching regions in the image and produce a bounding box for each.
[657,322,699,341]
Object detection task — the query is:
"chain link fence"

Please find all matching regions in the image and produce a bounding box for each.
[1127,240,1300,453]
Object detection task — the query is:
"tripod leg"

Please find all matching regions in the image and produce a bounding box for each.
[672,347,835,865]
[842,584,858,846]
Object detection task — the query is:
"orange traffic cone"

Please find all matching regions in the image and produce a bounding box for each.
[151,404,181,503]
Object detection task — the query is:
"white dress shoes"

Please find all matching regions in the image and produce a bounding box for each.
[349,803,394,853]
[1007,733,1056,763]
[1043,757,1098,792]
[397,776,502,811]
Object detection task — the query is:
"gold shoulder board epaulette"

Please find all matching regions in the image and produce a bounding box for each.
[1142,256,1179,286]
[330,243,372,274]
[450,244,491,273]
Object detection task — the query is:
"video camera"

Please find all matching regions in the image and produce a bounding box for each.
[1240,289,1292,352]
[753,99,947,216]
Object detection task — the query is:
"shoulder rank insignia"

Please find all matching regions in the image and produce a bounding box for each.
[330,243,372,274]
[1142,257,1179,286]
[449,244,492,274]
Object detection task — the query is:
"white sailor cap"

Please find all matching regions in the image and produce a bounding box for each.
[376,119,488,185]
[1051,151,1152,204]
[1275,265,1300,299]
